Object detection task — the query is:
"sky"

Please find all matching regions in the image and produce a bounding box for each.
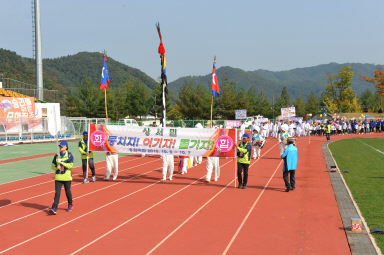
[1,0,384,82]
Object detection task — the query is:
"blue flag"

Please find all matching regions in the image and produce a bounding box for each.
[100,56,110,90]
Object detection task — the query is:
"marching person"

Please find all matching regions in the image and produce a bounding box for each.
[79,131,96,183]
[325,121,331,142]
[278,124,289,156]
[237,133,252,189]
[161,154,174,181]
[48,141,74,215]
[251,127,265,159]
[193,123,204,166]
[206,157,220,182]
[104,152,118,181]
[281,137,298,192]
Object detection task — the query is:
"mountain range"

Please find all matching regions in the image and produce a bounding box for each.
[168,63,382,100]
[0,48,381,101]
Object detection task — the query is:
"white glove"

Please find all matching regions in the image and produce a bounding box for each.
[57,158,62,163]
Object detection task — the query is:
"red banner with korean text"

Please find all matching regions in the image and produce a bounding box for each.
[88,124,236,158]
[0,97,36,126]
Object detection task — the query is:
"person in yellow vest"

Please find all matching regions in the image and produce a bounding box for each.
[48,141,74,215]
[79,131,96,183]
[326,121,331,142]
[237,133,252,189]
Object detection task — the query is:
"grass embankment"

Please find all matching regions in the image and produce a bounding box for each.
[329,138,384,252]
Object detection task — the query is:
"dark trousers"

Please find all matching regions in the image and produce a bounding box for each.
[52,180,72,209]
[237,163,249,187]
[326,133,330,141]
[82,158,95,177]
[283,170,295,189]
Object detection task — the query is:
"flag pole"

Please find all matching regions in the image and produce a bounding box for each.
[104,50,109,125]
[210,56,216,129]
[210,95,213,128]
[104,88,108,124]
[156,22,167,128]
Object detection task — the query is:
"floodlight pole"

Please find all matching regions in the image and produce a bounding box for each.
[34,0,43,101]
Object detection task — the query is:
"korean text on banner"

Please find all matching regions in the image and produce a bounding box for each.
[0,97,35,124]
[281,107,296,118]
[88,124,236,158]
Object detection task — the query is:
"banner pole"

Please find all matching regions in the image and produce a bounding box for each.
[234,128,237,188]
[85,123,90,181]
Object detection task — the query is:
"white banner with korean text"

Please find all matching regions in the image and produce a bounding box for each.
[88,124,236,158]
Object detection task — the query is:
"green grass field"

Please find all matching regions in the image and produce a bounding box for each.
[329,138,384,252]
[0,141,124,184]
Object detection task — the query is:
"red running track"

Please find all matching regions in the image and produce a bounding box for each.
[0,153,55,165]
[0,133,383,254]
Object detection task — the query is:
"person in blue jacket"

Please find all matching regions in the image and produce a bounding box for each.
[281,137,298,192]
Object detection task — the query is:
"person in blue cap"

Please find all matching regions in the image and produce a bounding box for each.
[48,141,74,215]
[79,131,96,183]
[236,133,252,189]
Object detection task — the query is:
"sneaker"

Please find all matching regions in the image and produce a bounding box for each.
[92,176,96,182]
[103,177,109,181]
[242,186,246,189]
[161,178,166,181]
[67,205,73,212]
[83,178,89,184]
[112,176,117,181]
[285,188,290,192]
[238,184,243,189]
[48,207,57,215]
[214,178,218,182]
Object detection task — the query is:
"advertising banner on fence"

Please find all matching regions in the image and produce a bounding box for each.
[235,109,247,120]
[89,124,237,158]
[0,97,36,131]
[281,107,296,118]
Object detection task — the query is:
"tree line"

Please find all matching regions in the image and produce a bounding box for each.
[62,66,383,120]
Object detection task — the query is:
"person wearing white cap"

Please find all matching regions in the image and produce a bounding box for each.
[161,154,174,181]
[251,126,265,159]
[279,124,289,156]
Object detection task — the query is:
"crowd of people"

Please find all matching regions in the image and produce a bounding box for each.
[48,117,382,214]
[240,118,384,139]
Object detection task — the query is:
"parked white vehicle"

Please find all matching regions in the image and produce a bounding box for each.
[119,119,139,126]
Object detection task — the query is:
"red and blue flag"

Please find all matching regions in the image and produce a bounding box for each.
[211,60,220,97]
[100,55,110,91]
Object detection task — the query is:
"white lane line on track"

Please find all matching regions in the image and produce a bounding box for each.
[0,157,141,196]
[0,166,160,228]
[0,155,136,187]
[0,158,160,209]
[0,164,207,255]
[69,171,213,255]
[222,160,283,255]
[358,140,384,155]
[146,143,279,254]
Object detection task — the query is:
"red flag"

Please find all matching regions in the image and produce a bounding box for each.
[211,60,220,97]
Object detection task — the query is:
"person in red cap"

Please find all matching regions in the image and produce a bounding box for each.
[48,141,74,215]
